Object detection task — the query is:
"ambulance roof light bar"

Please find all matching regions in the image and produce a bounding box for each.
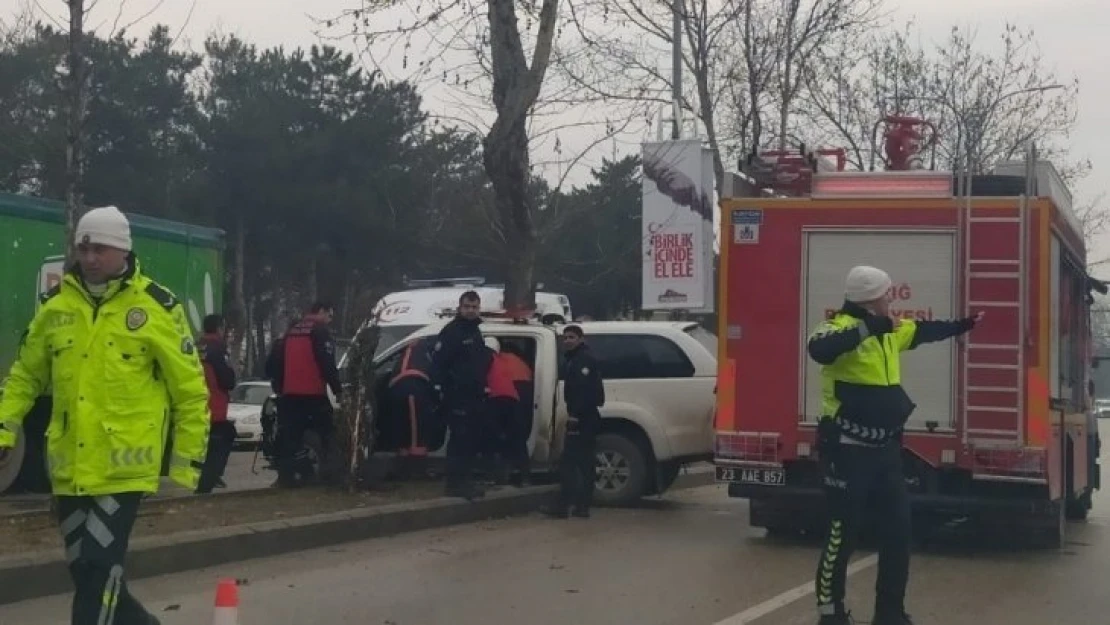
[434,307,538,324]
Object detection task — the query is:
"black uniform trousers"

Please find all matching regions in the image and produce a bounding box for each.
[196,420,237,494]
[275,395,334,485]
[558,412,599,512]
[444,398,483,487]
[57,492,152,625]
[507,381,534,475]
[816,438,911,619]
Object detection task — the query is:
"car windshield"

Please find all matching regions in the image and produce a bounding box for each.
[373,325,423,358]
[230,384,270,405]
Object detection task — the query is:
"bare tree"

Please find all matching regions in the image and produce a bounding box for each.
[322,0,642,313]
[720,0,778,161]
[1078,192,1110,269]
[553,0,744,191]
[805,22,1081,176]
[768,0,882,151]
[550,0,876,193]
[801,21,930,169]
[64,0,87,263]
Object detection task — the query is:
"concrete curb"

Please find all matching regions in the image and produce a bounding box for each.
[0,485,558,606]
[0,467,716,605]
[1,485,283,521]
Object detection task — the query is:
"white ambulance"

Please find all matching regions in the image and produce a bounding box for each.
[365,277,573,357]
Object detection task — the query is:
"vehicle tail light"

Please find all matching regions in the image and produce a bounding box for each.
[972,446,1046,479]
[715,432,781,464]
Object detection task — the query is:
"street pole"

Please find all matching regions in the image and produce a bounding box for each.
[671,0,682,140]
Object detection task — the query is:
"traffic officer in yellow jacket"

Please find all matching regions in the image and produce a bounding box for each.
[0,206,209,625]
[807,265,983,625]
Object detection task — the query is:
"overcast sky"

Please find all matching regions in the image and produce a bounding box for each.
[4,0,1107,267]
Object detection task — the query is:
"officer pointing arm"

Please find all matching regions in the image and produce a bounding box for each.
[808,311,984,365]
[806,265,982,625]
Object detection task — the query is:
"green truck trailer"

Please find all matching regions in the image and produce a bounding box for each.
[0,191,225,493]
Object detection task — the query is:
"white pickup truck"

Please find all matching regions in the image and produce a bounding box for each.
[372,319,717,505]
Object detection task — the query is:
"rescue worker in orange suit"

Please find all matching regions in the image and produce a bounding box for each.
[482,336,519,485]
[196,314,238,494]
[500,341,535,486]
[269,302,342,488]
[388,336,439,474]
[807,266,983,625]
[429,290,491,500]
[553,325,604,518]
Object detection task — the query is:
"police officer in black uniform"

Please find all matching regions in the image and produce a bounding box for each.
[808,266,982,625]
[430,291,492,500]
[553,325,605,518]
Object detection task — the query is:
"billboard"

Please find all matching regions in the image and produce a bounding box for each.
[642,139,715,311]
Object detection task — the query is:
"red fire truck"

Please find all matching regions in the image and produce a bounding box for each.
[714,124,1102,547]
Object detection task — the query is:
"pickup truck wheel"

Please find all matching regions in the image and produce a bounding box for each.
[0,431,26,494]
[593,433,648,506]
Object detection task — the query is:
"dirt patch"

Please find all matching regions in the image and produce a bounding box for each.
[1,480,445,557]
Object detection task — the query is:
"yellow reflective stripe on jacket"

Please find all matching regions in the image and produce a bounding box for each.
[110,446,156,468]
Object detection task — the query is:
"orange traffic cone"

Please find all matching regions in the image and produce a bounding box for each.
[212,578,239,625]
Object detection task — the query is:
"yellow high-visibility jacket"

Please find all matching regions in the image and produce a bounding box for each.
[0,259,210,495]
[807,304,972,444]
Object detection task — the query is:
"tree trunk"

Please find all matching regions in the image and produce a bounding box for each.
[63,0,86,263]
[229,212,248,372]
[694,58,725,193]
[307,255,319,307]
[483,116,537,314]
[244,293,255,375]
[481,0,557,316]
[253,291,269,377]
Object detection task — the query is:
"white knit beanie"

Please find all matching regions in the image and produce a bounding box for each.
[75,206,132,252]
[844,265,892,303]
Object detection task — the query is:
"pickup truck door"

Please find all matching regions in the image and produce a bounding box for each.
[486,328,561,466]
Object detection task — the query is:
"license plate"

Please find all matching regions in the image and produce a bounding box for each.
[716,466,785,486]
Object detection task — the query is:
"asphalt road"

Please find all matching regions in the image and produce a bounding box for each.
[7,477,1110,625]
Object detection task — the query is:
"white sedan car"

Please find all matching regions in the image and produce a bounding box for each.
[228,381,272,448]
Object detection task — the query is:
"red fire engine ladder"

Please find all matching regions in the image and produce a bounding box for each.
[959,147,1034,448]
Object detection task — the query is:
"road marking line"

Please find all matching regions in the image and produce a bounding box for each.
[711,554,879,624]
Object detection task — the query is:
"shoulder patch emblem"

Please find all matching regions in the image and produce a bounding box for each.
[125,308,148,331]
[39,284,61,305]
[581,367,590,375]
[144,282,178,312]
